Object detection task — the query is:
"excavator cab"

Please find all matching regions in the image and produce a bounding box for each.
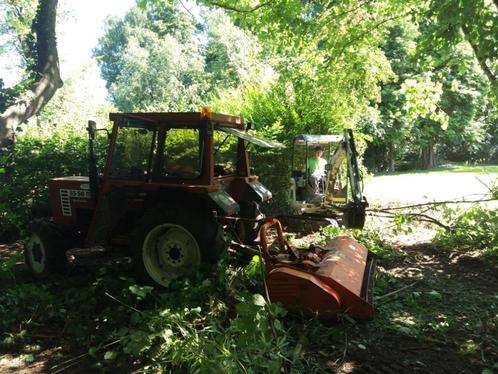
[289,129,367,229]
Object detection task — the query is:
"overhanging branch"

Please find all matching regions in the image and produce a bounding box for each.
[0,0,62,147]
[205,0,271,13]
[461,24,497,85]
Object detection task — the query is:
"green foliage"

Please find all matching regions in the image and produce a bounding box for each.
[95,2,204,111]
[436,202,498,256]
[0,128,107,234]
[0,66,111,238]
[114,290,290,372]
[0,0,38,72]
[94,2,266,112]
[361,19,495,171]
[0,0,46,110]
[0,282,56,337]
[0,254,17,280]
[0,260,304,372]
[421,0,498,98]
[35,62,112,131]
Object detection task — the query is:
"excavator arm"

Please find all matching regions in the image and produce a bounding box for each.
[324,129,367,228]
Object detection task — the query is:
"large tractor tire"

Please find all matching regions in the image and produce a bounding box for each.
[133,205,225,287]
[24,219,69,278]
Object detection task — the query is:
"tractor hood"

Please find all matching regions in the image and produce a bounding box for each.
[220,127,285,149]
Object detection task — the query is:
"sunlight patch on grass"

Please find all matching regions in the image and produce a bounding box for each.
[372,163,498,177]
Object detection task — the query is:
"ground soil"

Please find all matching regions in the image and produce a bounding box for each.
[2,233,496,373]
[329,240,498,374]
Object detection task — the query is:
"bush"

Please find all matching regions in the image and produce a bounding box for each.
[0,128,107,241]
[436,204,498,256]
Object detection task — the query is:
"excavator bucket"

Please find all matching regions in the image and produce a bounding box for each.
[259,218,377,320]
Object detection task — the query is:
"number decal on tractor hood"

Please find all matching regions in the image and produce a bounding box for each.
[60,189,91,216]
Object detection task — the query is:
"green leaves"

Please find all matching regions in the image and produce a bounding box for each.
[400,75,449,129]
[252,293,266,307]
[245,255,262,277]
[128,284,153,299]
[422,0,498,98]
[436,201,498,256]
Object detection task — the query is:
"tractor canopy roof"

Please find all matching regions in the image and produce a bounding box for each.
[293,134,343,145]
[109,111,244,128]
[221,127,285,149]
[109,111,284,149]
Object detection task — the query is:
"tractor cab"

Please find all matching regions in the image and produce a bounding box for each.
[289,129,367,229]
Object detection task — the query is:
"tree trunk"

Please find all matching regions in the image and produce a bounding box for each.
[388,142,395,172]
[0,0,62,147]
[421,141,436,169]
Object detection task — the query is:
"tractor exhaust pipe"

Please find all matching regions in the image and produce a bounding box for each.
[87,120,99,204]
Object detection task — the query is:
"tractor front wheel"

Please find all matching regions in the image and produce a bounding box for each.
[133,207,225,287]
[24,219,68,278]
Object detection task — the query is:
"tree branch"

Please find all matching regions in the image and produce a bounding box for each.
[179,0,195,19]
[368,209,452,231]
[205,0,271,13]
[0,0,62,147]
[333,0,372,20]
[461,24,496,84]
[334,8,415,58]
[369,197,496,211]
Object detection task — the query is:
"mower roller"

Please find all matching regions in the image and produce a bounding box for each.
[259,218,376,320]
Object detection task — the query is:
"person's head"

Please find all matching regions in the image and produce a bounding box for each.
[314,145,324,158]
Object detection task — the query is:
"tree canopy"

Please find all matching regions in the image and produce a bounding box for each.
[0,0,496,167]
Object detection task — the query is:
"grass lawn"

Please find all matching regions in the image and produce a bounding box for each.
[365,164,498,206]
[374,164,498,176]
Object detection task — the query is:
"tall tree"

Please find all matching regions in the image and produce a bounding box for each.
[95,1,267,112]
[0,0,62,147]
[95,2,207,111]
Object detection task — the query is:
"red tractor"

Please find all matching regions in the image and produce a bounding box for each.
[24,109,282,286]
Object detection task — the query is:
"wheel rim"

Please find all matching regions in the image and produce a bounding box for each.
[26,233,46,274]
[142,224,201,286]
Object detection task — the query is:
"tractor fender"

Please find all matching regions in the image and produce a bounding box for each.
[239,180,272,203]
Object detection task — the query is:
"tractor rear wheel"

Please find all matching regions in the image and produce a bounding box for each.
[24,219,68,278]
[133,206,225,287]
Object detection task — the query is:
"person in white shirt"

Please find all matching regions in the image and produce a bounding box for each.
[306,146,327,201]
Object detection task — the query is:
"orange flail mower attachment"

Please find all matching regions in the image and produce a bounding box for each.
[259,218,377,320]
